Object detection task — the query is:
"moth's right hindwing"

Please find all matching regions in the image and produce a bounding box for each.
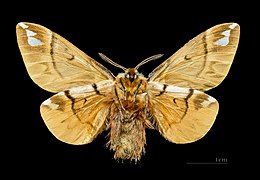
[16,22,114,93]
[40,80,115,145]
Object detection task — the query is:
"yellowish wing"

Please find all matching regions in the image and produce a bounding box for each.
[16,22,114,93]
[148,23,240,91]
[40,80,115,145]
[148,82,219,143]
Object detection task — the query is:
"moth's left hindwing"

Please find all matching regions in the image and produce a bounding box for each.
[148,82,219,143]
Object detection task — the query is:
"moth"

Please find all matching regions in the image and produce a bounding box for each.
[16,22,240,162]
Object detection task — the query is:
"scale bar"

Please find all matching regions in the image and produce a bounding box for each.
[186,162,228,165]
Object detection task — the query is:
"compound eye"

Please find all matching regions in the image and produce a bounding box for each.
[134,74,138,79]
[125,73,130,79]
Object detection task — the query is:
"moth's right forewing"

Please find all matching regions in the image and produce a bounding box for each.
[16,22,114,93]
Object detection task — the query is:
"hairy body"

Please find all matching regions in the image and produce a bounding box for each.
[107,69,149,161]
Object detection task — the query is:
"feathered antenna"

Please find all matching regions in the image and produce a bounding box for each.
[135,54,164,70]
[98,53,126,71]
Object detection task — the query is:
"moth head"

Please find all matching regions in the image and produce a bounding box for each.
[124,68,139,82]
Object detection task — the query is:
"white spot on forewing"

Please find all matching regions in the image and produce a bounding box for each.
[19,24,44,47]
[214,29,232,46]
[214,23,238,46]
[26,29,37,36]
[201,96,216,107]
[28,37,44,46]
[42,99,59,110]
[229,23,238,29]
[18,22,28,29]
[214,36,229,46]
[222,30,231,37]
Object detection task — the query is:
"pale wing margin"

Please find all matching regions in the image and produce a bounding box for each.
[16,22,114,93]
[40,80,115,145]
[148,23,240,91]
[148,82,219,143]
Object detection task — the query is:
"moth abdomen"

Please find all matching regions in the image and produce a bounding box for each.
[108,111,147,161]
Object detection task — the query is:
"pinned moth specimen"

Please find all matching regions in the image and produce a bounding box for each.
[16,22,240,162]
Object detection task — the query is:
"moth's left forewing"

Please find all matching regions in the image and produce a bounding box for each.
[148,82,219,143]
[149,23,240,91]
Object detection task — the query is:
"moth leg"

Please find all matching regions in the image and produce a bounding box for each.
[120,78,127,101]
[144,94,154,129]
[133,80,143,103]
[113,99,124,117]
[114,87,126,111]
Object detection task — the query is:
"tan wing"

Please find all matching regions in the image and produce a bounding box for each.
[148,82,219,143]
[16,22,114,93]
[149,23,240,91]
[40,80,114,145]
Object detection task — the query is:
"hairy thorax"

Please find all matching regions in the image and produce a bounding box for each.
[107,68,151,162]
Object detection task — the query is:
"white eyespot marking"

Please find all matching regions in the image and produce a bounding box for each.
[42,99,59,110]
[229,23,238,29]
[28,37,44,46]
[26,29,37,36]
[18,22,28,29]
[201,96,216,107]
[214,23,238,46]
[24,29,44,46]
[214,36,229,46]
[222,30,231,37]
[18,23,44,47]
[214,30,231,46]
